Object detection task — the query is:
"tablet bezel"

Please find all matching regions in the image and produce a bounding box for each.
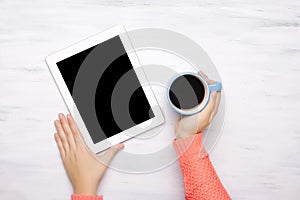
[46,25,165,153]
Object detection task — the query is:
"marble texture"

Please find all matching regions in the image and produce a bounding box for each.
[1,0,300,199]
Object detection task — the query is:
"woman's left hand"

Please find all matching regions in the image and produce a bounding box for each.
[54,113,124,196]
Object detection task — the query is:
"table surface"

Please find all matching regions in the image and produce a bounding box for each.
[1,0,300,199]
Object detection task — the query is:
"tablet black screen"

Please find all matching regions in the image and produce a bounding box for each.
[57,36,154,144]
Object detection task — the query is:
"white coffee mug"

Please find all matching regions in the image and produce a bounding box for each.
[167,72,222,115]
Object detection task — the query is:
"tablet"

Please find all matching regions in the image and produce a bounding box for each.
[46,25,164,153]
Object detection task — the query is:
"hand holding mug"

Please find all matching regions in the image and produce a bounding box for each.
[169,71,222,139]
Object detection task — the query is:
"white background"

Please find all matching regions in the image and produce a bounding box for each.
[0,0,300,199]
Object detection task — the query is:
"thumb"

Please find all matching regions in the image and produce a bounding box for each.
[101,143,124,165]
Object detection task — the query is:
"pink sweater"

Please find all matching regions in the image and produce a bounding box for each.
[71,134,231,200]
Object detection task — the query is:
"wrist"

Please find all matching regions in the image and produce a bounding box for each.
[173,133,207,158]
[175,131,194,139]
[74,185,97,196]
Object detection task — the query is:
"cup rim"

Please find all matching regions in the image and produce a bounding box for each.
[167,72,210,115]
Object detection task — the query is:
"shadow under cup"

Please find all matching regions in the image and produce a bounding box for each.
[167,72,222,115]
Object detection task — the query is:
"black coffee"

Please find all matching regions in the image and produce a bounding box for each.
[169,74,205,110]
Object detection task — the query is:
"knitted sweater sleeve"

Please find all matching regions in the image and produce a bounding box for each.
[71,194,103,200]
[71,134,229,200]
[173,134,231,200]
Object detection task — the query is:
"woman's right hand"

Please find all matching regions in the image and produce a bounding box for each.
[174,71,221,139]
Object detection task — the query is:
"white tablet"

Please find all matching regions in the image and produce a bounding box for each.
[46,25,165,153]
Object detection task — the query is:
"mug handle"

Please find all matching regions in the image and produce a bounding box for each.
[208,81,222,92]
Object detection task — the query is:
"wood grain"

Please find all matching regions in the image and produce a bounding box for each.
[0,0,300,199]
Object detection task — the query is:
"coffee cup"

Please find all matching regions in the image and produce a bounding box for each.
[167,72,222,115]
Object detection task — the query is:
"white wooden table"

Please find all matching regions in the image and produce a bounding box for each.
[1,0,300,199]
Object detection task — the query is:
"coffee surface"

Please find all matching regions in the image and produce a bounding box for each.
[169,74,205,110]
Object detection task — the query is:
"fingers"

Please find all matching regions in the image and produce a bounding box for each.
[197,91,217,126]
[67,114,81,145]
[58,113,76,149]
[210,91,221,121]
[192,92,216,132]
[54,119,69,152]
[198,71,215,84]
[198,70,221,121]
[198,71,208,80]
[54,133,65,158]
[54,113,78,154]
[203,91,217,116]
[101,143,124,165]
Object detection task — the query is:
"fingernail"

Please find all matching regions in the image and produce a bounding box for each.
[59,113,63,119]
[212,92,217,99]
[118,143,125,150]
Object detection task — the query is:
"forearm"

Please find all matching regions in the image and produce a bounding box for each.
[174,134,231,200]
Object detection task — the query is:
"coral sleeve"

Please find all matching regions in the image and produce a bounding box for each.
[173,134,231,200]
[71,194,103,200]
